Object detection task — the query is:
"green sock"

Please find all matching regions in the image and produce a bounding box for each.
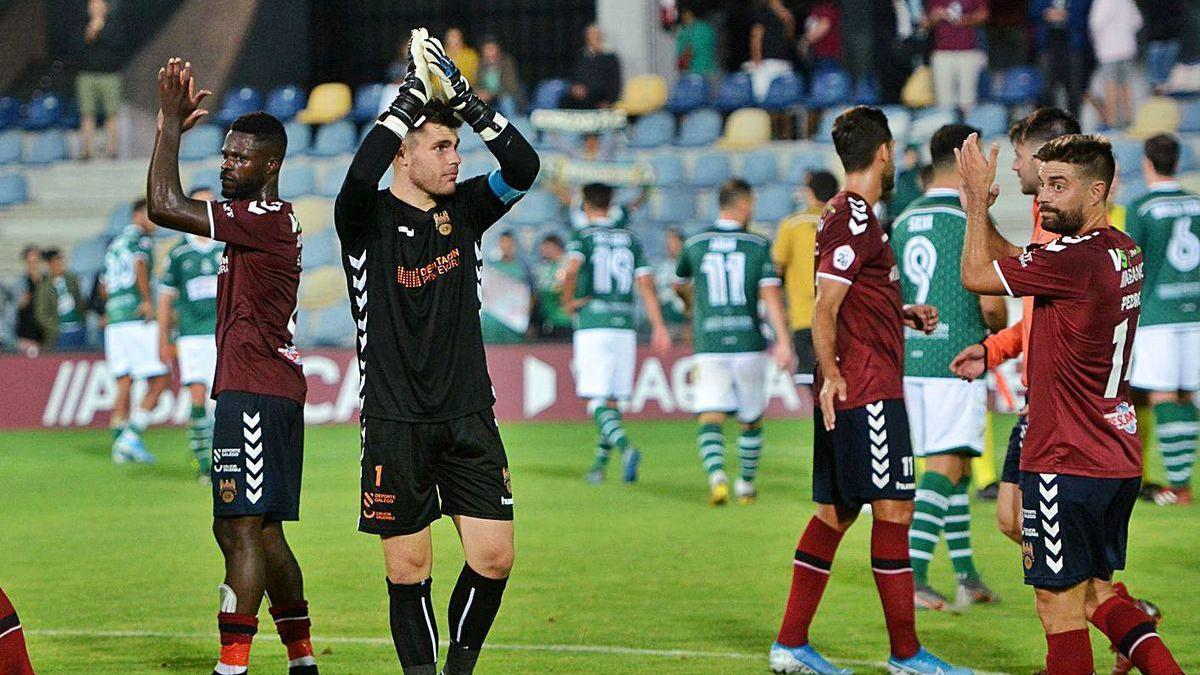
[187,405,212,472]
[909,471,953,585]
[111,422,125,443]
[738,426,763,482]
[593,406,630,453]
[946,477,979,582]
[592,440,613,469]
[697,423,725,476]
[1156,402,1198,489]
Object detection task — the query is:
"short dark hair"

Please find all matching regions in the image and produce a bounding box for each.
[1008,118,1027,145]
[1034,134,1116,198]
[1144,133,1181,176]
[806,170,839,203]
[581,183,614,210]
[21,244,39,260]
[133,197,147,213]
[719,178,753,208]
[541,233,564,248]
[931,124,980,170]
[1021,107,1080,148]
[414,99,463,131]
[832,106,893,173]
[42,248,62,262]
[230,111,288,158]
[498,229,515,239]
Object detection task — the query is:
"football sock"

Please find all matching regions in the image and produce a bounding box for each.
[129,406,150,437]
[908,471,952,585]
[592,441,612,469]
[269,601,317,674]
[0,587,34,675]
[387,578,439,674]
[189,404,213,471]
[946,477,979,581]
[215,612,257,675]
[697,423,725,477]
[111,418,126,443]
[737,426,763,483]
[445,564,508,675]
[1045,629,1094,674]
[1092,596,1182,674]
[871,519,920,659]
[776,517,844,647]
[593,405,630,453]
[1156,402,1198,489]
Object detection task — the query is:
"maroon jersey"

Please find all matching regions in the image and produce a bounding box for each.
[994,227,1143,478]
[207,199,307,404]
[814,191,905,409]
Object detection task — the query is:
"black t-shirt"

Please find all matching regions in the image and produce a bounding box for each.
[752,7,792,61]
[335,176,511,422]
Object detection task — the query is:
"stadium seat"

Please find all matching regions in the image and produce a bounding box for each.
[0,97,19,130]
[458,127,486,153]
[966,103,1009,138]
[785,151,830,184]
[714,72,754,113]
[976,69,994,104]
[1179,99,1200,133]
[531,79,569,111]
[1178,140,1197,172]
[310,120,356,157]
[690,151,731,188]
[617,74,669,116]
[719,108,770,149]
[179,124,224,161]
[648,154,685,187]
[301,232,341,270]
[70,235,108,275]
[697,190,718,221]
[760,72,804,110]
[296,83,352,125]
[754,184,794,222]
[279,163,317,200]
[0,172,28,206]
[1111,137,1144,176]
[104,202,134,235]
[24,129,67,164]
[650,187,697,223]
[0,131,21,165]
[675,108,722,147]
[1129,97,1180,138]
[1147,41,1181,89]
[352,83,387,123]
[853,76,881,106]
[460,153,498,179]
[23,93,62,130]
[740,149,779,186]
[265,85,306,122]
[628,111,675,149]
[808,69,853,109]
[215,87,263,126]
[880,104,912,144]
[507,189,560,226]
[292,196,333,234]
[996,66,1042,106]
[284,120,311,155]
[909,107,957,145]
[316,164,345,198]
[666,74,710,114]
[815,110,838,144]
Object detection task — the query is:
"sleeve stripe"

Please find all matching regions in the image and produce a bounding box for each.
[635,266,654,277]
[672,275,691,285]
[992,260,1015,297]
[487,169,526,206]
[816,272,853,286]
[759,278,782,287]
[206,201,216,240]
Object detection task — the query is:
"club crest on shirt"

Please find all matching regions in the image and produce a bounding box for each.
[434,210,453,236]
[1105,402,1138,435]
[219,479,237,504]
[1022,541,1034,570]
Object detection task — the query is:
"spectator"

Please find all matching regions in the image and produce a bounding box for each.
[443,27,479,84]
[34,249,86,351]
[481,230,534,344]
[925,0,989,114]
[1144,0,1185,92]
[77,0,125,159]
[653,227,689,339]
[531,234,574,340]
[745,0,796,102]
[890,141,925,216]
[799,1,843,74]
[771,170,838,389]
[841,0,876,80]
[676,5,718,78]
[1088,0,1142,129]
[987,0,1030,70]
[1031,0,1092,118]
[874,0,918,104]
[563,25,622,109]
[475,36,525,118]
[15,245,44,357]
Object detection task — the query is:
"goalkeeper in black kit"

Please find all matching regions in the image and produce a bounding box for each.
[334,28,539,675]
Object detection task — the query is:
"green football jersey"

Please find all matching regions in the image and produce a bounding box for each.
[890,190,989,378]
[675,222,778,354]
[160,236,223,336]
[567,223,651,330]
[1125,183,1200,327]
[104,225,155,325]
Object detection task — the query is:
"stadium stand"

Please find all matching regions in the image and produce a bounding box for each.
[214,87,262,126]
[714,72,754,113]
[616,74,669,116]
[296,82,352,125]
[718,108,771,149]
[179,124,224,162]
[265,85,307,123]
[0,130,21,165]
[689,150,731,188]
[675,108,722,147]
[0,172,28,206]
[666,74,710,115]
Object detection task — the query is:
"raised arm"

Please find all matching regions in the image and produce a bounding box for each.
[956,134,1022,294]
[147,58,212,236]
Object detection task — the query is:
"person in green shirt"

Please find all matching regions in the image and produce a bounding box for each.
[531,234,573,340]
[33,248,86,351]
[480,230,534,344]
[674,179,793,505]
[653,227,689,339]
[1125,133,1200,505]
[890,125,1008,609]
[561,183,672,484]
[675,6,718,77]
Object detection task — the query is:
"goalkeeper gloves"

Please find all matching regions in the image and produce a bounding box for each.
[378,28,433,138]
[422,36,508,140]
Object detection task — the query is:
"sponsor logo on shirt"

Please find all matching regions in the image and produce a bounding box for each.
[833,244,856,270]
[396,247,462,288]
[218,255,229,275]
[1104,402,1138,435]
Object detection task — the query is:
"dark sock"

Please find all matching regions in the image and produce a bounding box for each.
[269,600,317,673]
[1045,629,1094,674]
[387,577,439,673]
[0,587,34,675]
[444,564,509,675]
[776,517,844,647]
[216,612,257,675]
[1092,596,1182,674]
[871,519,920,659]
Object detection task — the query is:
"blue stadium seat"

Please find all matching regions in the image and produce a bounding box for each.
[317,164,346,198]
[997,66,1042,106]
[808,69,853,109]
[23,93,62,130]
[0,131,21,165]
[105,202,134,235]
[0,97,19,131]
[880,104,912,143]
[629,111,675,149]
[302,230,340,268]
[531,79,569,111]
[458,127,486,153]
[760,72,804,110]
[697,190,718,221]
[59,98,80,129]
[754,184,794,222]
[310,120,356,157]
[279,163,316,200]
[507,190,560,226]
[460,153,499,180]
[785,151,829,184]
[265,85,306,122]
[649,154,685,187]
[676,109,722,147]
[690,152,731,188]
[70,235,109,275]
[215,87,263,126]
[1147,42,1181,89]
[853,76,881,106]
[1179,99,1200,133]
[1111,138,1143,176]
[815,111,838,144]
[651,187,697,223]
[966,103,1009,138]
[352,83,386,123]
[1115,177,1146,206]
[1178,140,1196,172]
[285,121,310,155]
[976,70,994,104]
[179,124,223,161]
[24,129,67,164]
[909,107,958,145]
[0,173,28,206]
[741,149,779,186]
[714,73,754,113]
[666,74,710,114]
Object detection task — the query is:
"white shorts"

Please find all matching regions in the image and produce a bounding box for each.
[104,321,167,380]
[1130,324,1200,392]
[691,352,768,423]
[573,328,637,400]
[177,334,217,388]
[904,377,986,457]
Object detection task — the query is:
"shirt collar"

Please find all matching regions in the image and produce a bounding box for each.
[1150,181,1181,192]
[924,187,961,198]
[714,218,743,231]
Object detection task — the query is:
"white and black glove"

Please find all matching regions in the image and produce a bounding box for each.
[422,36,508,140]
[378,28,433,138]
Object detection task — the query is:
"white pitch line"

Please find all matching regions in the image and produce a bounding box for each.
[26,628,1012,674]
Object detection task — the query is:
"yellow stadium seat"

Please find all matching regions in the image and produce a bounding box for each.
[292,196,332,234]
[717,108,771,150]
[616,75,669,116]
[296,83,353,125]
[1129,97,1180,139]
[299,266,346,311]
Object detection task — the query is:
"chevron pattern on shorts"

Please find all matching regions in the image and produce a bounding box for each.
[243,411,263,504]
[1038,473,1063,574]
[867,401,890,489]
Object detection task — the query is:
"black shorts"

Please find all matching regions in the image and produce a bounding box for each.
[211,391,305,521]
[1019,472,1140,589]
[813,398,916,509]
[792,329,816,386]
[1001,414,1028,485]
[358,409,513,537]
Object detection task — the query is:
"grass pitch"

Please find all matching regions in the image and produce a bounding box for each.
[1,415,1197,673]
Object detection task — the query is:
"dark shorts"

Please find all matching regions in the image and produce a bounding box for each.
[792,329,816,386]
[1001,414,1028,485]
[813,398,916,509]
[1020,472,1140,589]
[358,409,513,537]
[211,391,305,521]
